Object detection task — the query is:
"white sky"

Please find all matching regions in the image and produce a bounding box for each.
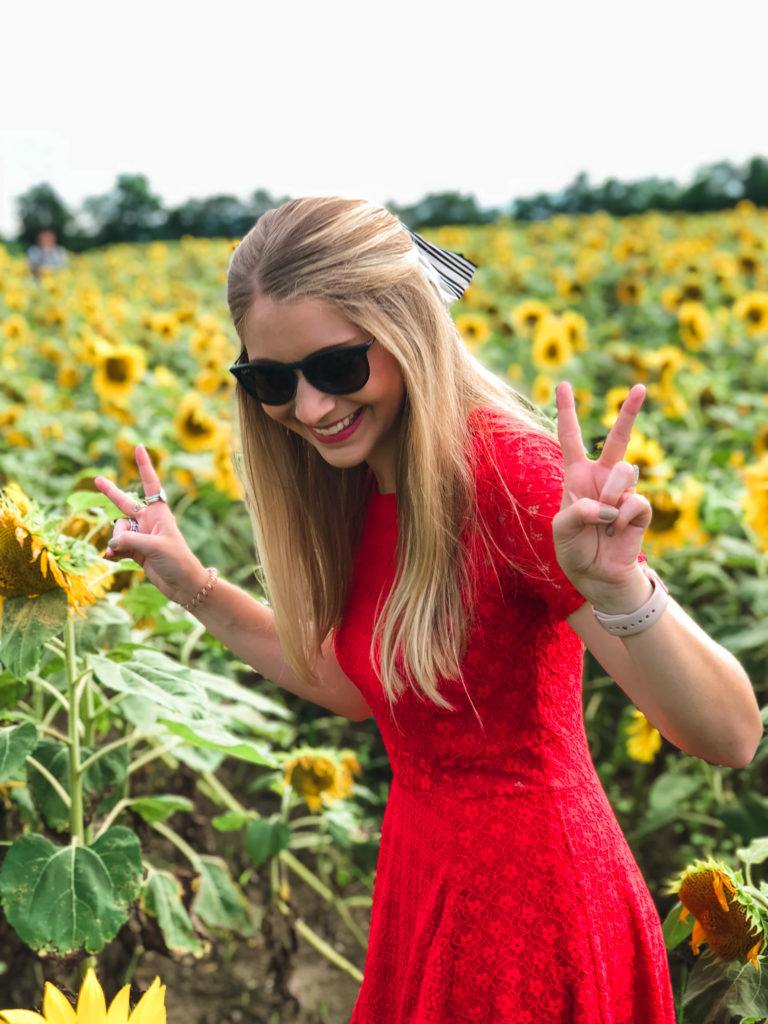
[2,0,767,237]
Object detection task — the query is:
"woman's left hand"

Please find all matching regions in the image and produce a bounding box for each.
[552,381,653,606]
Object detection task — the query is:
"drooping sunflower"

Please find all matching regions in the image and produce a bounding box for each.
[0,965,166,1024]
[0,482,114,619]
[663,858,766,972]
[282,746,363,812]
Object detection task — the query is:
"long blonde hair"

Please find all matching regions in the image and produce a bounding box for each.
[226,196,561,713]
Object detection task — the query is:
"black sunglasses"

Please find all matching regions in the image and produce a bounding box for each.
[229,337,375,406]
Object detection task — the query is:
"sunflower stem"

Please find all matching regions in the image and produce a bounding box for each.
[150,819,204,872]
[28,671,70,715]
[275,896,364,982]
[64,615,85,844]
[78,730,146,777]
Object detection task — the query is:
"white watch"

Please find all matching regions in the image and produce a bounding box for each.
[591,565,670,637]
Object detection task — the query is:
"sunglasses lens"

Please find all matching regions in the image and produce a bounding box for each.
[234,365,290,404]
[234,344,371,404]
[309,349,369,393]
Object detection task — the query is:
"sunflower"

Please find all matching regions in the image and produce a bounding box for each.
[0,482,114,618]
[531,374,555,406]
[282,747,362,812]
[664,858,766,971]
[174,393,221,452]
[531,317,574,371]
[625,709,662,763]
[677,301,714,351]
[92,344,147,403]
[510,299,552,338]
[741,456,768,554]
[636,476,708,557]
[455,313,492,350]
[733,291,768,337]
[615,278,645,305]
[0,965,166,1024]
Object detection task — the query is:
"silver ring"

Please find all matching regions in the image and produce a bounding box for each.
[144,487,168,504]
[128,518,140,532]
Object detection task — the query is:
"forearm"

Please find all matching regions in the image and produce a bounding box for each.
[589,570,762,767]
[175,567,367,720]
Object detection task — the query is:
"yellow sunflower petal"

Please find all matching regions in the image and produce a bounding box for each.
[39,549,48,577]
[126,978,166,1024]
[42,981,77,1024]
[75,968,107,1024]
[0,1012,49,1024]
[712,871,731,914]
[105,985,131,1024]
[691,917,707,956]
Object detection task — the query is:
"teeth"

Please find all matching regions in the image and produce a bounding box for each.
[314,409,360,436]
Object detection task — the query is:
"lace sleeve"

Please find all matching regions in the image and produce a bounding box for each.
[484,428,647,622]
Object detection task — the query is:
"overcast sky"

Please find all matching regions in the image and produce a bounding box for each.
[2,0,767,237]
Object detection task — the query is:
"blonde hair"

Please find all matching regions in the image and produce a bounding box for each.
[226,196,561,719]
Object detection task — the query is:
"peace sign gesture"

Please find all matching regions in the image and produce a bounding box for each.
[93,445,207,606]
[551,382,652,605]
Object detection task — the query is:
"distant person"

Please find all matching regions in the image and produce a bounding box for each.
[27,228,68,281]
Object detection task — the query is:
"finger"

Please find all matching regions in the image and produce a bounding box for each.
[598,461,637,506]
[555,381,588,468]
[93,475,147,518]
[106,528,163,559]
[604,493,652,535]
[598,384,646,468]
[135,444,163,496]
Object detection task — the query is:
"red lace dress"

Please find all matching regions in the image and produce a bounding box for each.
[333,408,676,1024]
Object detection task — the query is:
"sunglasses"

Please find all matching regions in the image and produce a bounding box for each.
[229,337,376,406]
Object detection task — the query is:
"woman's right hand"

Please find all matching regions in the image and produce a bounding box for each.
[93,444,208,606]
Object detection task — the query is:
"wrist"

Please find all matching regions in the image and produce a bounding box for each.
[585,568,654,615]
[174,562,213,608]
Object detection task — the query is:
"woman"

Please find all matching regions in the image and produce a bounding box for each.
[95,196,762,1022]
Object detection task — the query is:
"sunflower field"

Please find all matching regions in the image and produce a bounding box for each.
[0,202,768,1023]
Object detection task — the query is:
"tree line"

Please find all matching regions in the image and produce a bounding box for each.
[5,154,768,253]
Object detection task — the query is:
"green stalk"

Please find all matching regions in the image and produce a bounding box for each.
[64,615,85,845]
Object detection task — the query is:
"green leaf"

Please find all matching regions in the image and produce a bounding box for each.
[87,649,212,730]
[737,837,768,867]
[130,795,194,825]
[245,817,291,866]
[647,772,700,813]
[28,740,130,833]
[27,740,71,831]
[141,869,206,958]
[65,490,116,515]
[0,826,142,954]
[192,856,255,936]
[661,898,692,951]
[0,722,38,783]
[0,671,26,710]
[159,719,278,768]
[117,583,169,618]
[186,665,294,721]
[211,811,248,832]
[0,591,69,676]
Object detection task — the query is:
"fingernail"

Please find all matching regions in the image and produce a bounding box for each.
[599,505,619,521]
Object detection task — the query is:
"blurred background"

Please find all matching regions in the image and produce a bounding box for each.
[1,3,768,1023]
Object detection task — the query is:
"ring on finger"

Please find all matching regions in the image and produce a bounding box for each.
[128,517,140,532]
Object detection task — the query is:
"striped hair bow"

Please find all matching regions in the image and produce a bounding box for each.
[407,228,478,305]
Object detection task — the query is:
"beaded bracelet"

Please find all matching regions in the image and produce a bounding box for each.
[180,566,219,610]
